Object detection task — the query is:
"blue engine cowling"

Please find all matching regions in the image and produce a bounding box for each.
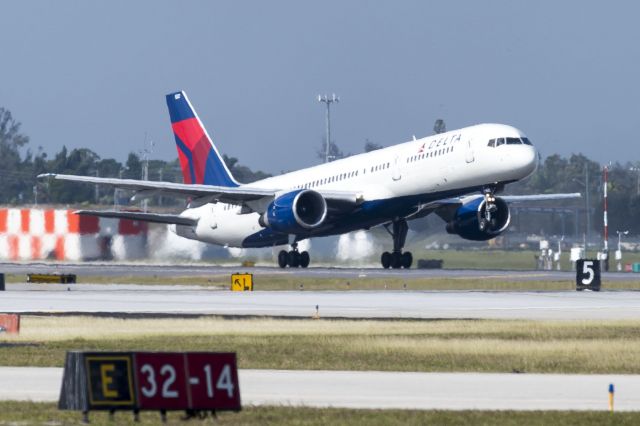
[445,196,511,241]
[259,189,327,234]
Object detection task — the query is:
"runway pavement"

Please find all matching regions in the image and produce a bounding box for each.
[2,367,638,411]
[2,284,640,319]
[2,261,639,281]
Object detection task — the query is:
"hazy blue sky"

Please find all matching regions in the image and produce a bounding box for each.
[1,1,638,174]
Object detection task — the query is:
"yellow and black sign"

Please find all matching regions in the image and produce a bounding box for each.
[231,273,253,291]
[27,273,77,284]
[85,355,135,407]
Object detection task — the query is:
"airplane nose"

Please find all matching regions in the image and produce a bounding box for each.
[521,145,538,176]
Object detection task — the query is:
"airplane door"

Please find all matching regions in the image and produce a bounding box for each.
[465,139,475,163]
[392,155,401,181]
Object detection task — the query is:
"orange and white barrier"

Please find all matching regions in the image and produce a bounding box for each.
[0,208,147,261]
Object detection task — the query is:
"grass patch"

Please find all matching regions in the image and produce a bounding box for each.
[3,316,640,374]
[0,402,638,425]
[406,249,640,271]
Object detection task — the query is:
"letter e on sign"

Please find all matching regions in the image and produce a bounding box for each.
[85,355,135,407]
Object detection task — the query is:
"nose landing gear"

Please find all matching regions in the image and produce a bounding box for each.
[380,219,413,269]
[277,242,310,268]
[480,187,498,231]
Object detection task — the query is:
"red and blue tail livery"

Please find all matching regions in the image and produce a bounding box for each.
[166,91,239,187]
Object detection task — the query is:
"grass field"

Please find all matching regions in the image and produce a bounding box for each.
[0,402,638,425]
[5,250,640,281]
[409,249,640,271]
[3,316,640,374]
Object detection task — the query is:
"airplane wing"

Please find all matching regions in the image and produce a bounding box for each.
[499,193,582,202]
[410,192,582,223]
[74,210,198,226]
[38,173,361,213]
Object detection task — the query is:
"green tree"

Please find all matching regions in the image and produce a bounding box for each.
[364,139,383,153]
[0,108,31,203]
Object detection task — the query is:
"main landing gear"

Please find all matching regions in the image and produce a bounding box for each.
[278,243,310,268]
[380,219,413,269]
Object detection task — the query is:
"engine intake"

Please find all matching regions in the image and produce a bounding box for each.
[259,189,327,234]
[446,196,510,241]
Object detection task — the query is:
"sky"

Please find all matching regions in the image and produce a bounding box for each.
[1,1,639,174]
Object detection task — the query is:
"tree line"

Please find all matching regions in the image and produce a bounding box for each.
[2,107,639,235]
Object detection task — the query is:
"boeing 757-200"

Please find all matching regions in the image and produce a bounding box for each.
[40,91,579,268]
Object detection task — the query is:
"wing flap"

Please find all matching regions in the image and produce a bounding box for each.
[74,210,198,226]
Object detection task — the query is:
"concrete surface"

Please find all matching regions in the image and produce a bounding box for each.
[2,286,640,319]
[1,367,637,411]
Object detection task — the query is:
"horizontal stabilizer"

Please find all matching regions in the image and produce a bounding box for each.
[74,210,198,226]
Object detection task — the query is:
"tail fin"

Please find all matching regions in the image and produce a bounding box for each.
[166,91,239,187]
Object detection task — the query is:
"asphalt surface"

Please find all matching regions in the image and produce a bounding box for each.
[2,261,639,281]
[2,367,638,411]
[2,284,640,319]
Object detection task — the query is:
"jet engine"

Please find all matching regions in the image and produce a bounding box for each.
[259,189,327,234]
[445,196,510,241]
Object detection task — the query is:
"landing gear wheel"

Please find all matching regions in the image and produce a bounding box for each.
[402,252,413,269]
[381,252,392,269]
[300,251,310,268]
[391,252,403,269]
[278,250,288,268]
[381,219,410,269]
[288,251,300,268]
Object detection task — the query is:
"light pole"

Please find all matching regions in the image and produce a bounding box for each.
[318,94,339,163]
[114,167,126,210]
[616,230,629,271]
[572,166,591,255]
[139,136,155,212]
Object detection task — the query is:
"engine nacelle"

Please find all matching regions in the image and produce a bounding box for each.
[445,196,511,241]
[259,189,327,234]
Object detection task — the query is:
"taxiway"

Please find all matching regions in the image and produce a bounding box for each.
[2,367,638,411]
[2,284,640,319]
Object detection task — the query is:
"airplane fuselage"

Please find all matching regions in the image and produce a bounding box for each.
[172,123,537,248]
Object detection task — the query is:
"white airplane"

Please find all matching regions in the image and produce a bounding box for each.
[40,91,579,269]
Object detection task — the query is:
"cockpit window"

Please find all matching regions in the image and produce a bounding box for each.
[487,139,495,147]
[521,137,532,145]
[496,138,505,146]
[506,137,521,145]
